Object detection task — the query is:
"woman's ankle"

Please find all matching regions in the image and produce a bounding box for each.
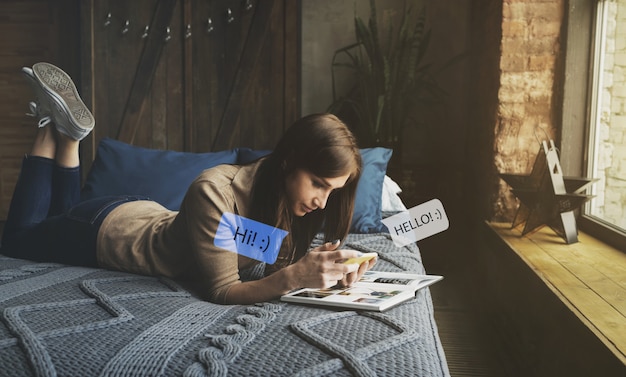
[55,131,81,168]
[30,126,57,159]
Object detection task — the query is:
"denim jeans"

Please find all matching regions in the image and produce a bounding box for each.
[1,156,147,267]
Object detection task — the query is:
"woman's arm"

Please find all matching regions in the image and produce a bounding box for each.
[179,171,372,305]
[223,242,363,305]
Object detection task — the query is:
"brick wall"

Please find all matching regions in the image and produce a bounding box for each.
[493,0,565,220]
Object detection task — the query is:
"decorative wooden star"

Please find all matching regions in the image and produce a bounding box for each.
[500,140,596,244]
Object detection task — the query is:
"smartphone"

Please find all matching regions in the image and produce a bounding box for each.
[342,252,378,265]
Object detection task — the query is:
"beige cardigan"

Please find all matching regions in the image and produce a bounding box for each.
[96,161,262,303]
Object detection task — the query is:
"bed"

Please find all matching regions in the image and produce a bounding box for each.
[0,138,449,377]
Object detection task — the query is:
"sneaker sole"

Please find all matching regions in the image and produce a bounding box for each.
[32,62,95,138]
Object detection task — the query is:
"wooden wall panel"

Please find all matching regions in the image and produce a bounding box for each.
[189,0,257,152]
[0,0,79,221]
[81,0,299,160]
[89,0,185,149]
[0,0,299,222]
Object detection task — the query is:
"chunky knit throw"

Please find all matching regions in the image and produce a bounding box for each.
[0,233,449,377]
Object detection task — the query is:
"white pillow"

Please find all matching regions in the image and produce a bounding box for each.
[381,175,408,212]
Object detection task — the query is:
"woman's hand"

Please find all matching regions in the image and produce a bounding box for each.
[223,240,377,305]
[286,240,363,289]
[337,256,377,288]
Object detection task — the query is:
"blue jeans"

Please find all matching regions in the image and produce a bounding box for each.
[1,156,147,267]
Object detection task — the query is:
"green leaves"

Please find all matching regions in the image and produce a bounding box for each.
[329,0,445,149]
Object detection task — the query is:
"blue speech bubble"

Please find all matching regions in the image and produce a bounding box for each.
[214,213,289,264]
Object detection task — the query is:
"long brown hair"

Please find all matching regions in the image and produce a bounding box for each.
[249,114,361,271]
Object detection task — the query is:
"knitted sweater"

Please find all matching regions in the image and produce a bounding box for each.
[96,162,261,303]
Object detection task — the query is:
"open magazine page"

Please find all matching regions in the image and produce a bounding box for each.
[281,271,443,312]
[357,271,442,288]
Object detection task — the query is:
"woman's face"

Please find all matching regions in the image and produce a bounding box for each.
[285,169,351,217]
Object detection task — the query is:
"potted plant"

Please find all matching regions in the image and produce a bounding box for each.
[328,0,448,165]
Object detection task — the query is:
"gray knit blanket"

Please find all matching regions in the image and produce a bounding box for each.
[0,233,449,377]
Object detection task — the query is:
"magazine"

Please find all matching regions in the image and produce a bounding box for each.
[281,270,443,312]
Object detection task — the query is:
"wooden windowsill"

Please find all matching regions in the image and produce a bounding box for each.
[487,222,626,365]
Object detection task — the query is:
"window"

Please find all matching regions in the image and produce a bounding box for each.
[577,0,626,250]
[561,0,626,251]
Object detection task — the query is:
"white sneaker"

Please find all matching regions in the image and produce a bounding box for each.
[22,67,53,128]
[31,62,95,141]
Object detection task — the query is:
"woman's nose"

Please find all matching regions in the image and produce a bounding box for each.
[315,192,329,209]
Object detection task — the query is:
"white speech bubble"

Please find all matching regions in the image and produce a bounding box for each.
[382,199,449,247]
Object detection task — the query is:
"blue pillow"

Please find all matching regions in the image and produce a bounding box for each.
[351,148,392,233]
[81,138,239,210]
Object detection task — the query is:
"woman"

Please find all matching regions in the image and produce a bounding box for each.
[1,62,373,305]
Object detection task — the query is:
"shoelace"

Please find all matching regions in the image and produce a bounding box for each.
[26,101,52,128]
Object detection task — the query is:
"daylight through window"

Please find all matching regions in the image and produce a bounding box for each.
[586,0,626,236]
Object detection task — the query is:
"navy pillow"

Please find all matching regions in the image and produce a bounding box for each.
[351,148,393,233]
[81,138,239,210]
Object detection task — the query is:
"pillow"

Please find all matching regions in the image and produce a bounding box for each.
[351,148,393,233]
[381,175,408,212]
[82,141,392,232]
[81,138,239,210]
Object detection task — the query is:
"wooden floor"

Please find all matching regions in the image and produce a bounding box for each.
[421,227,529,377]
[428,271,518,376]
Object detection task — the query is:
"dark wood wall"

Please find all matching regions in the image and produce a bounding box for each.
[0,0,299,221]
[79,0,299,174]
[0,0,80,221]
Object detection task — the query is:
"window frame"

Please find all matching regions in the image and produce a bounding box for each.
[560,0,626,251]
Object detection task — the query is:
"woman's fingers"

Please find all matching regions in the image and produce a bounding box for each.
[320,260,358,288]
[294,248,367,289]
[295,253,352,286]
[317,239,341,251]
[338,257,378,287]
[335,260,363,287]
